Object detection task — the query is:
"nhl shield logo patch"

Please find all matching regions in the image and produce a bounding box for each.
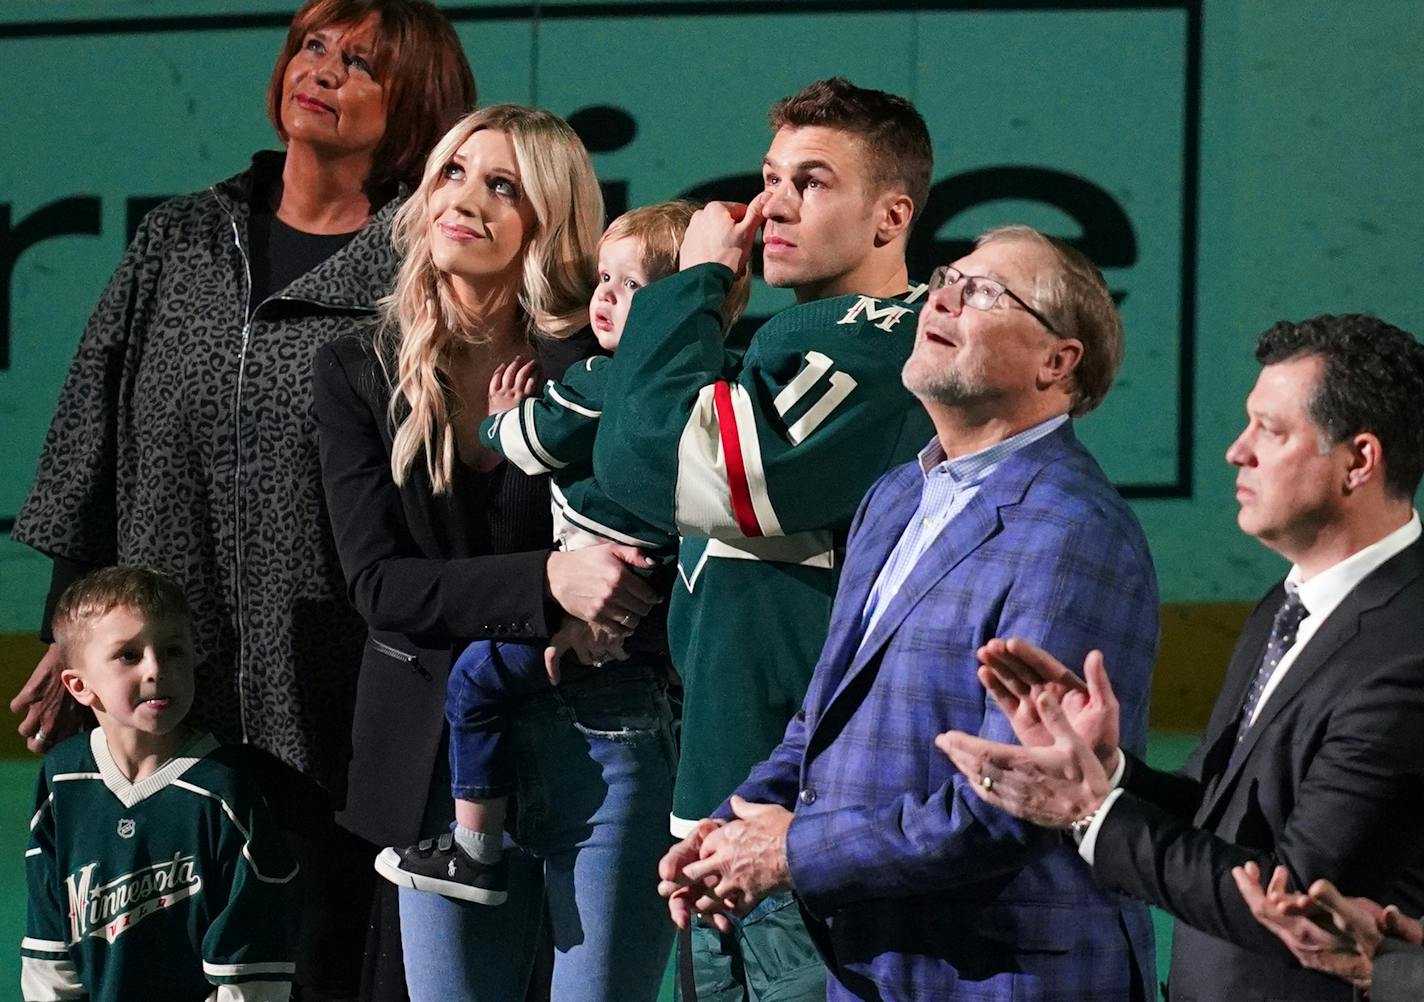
[116,819,136,839]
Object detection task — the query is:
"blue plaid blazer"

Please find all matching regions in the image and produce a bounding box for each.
[729,423,1159,1001]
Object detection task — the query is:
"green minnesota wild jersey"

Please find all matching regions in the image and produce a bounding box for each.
[22,729,297,1002]
[482,355,676,555]
[594,263,934,830]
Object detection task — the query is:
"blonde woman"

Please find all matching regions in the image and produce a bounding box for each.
[313,105,674,1001]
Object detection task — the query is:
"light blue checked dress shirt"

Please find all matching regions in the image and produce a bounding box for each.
[859,414,1069,643]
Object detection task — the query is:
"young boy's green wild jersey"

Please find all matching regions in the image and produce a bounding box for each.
[23,730,297,1002]
[594,263,933,829]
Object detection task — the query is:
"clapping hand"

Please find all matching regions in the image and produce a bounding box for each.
[933,638,1122,829]
[937,686,1112,829]
[1232,863,1388,989]
[976,638,1123,774]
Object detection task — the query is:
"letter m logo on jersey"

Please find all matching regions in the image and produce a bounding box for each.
[836,296,913,332]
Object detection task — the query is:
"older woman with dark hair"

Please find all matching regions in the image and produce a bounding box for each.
[10,2,475,999]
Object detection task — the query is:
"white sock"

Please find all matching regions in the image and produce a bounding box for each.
[454,824,504,865]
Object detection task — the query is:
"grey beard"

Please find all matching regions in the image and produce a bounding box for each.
[902,356,986,406]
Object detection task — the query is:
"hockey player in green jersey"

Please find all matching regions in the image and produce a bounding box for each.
[594,79,936,1000]
[23,568,296,1002]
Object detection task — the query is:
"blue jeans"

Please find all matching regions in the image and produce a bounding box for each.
[401,665,677,1002]
[447,639,549,799]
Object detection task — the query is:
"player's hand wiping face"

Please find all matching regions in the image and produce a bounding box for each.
[679,192,768,277]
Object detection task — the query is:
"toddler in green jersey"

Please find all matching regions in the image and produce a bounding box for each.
[374,201,749,902]
[22,567,297,1002]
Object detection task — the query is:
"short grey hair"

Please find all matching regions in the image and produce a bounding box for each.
[976,225,1124,417]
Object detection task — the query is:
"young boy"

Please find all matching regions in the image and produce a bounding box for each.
[374,200,750,903]
[22,567,297,1002]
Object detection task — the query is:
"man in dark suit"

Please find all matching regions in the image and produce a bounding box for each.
[658,225,1160,1000]
[940,314,1424,1002]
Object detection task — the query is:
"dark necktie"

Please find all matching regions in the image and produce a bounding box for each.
[1236,585,1310,743]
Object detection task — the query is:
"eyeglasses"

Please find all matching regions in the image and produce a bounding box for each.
[927,265,1059,336]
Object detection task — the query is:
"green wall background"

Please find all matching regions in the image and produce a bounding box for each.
[2,0,1423,634]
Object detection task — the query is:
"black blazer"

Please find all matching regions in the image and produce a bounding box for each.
[1093,537,1424,1002]
[312,331,592,845]
[1375,939,1424,1002]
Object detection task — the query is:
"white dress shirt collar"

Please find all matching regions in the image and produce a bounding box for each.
[1287,510,1421,621]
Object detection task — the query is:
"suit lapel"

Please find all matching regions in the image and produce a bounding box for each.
[1188,590,1278,786]
[809,469,920,702]
[820,426,1075,712]
[1213,593,1278,734]
[848,491,999,671]
[1199,541,1424,818]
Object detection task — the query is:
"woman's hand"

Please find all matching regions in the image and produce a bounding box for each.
[546,544,660,639]
[10,644,86,753]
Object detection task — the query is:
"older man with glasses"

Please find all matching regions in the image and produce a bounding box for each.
[940,312,1424,1002]
[659,225,1160,1001]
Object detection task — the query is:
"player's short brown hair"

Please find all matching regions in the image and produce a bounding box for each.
[769,77,933,225]
[52,567,193,670]
[601,200,751,332]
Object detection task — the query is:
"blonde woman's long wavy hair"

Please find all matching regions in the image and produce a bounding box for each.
[381,104,604,492]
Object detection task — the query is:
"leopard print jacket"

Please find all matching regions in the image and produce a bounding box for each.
[13,152,399,796]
